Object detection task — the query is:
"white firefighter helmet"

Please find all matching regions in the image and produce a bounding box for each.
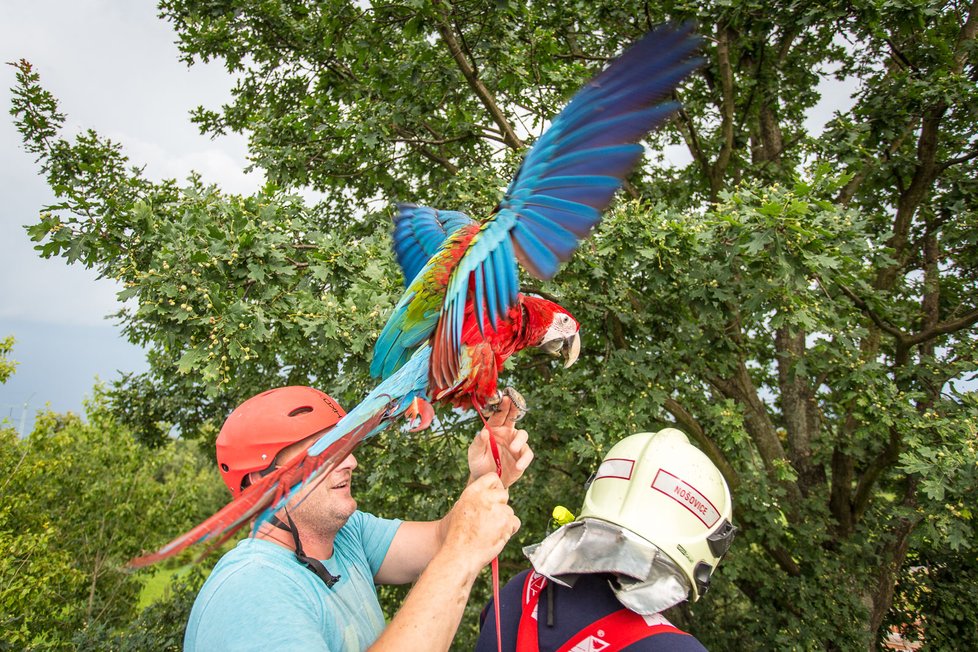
[578,428,736,600]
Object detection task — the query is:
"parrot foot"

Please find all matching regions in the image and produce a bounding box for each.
[481,387,528,422]
[405,397,434,432]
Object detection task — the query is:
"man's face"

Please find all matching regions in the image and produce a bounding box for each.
[255,433,360,539]
[290,453,359,537]
[275,433,357,536]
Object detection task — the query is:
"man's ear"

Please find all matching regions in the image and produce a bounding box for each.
[241,471,263,491]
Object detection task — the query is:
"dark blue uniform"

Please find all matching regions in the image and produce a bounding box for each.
[475,570,708,652]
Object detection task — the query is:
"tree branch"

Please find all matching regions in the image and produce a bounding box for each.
[876,0,978,290]
[764,542,802,577]
[828,443,854,537]
[433,0,523,151]
[775,326,821,493]
[884,38,917,72]
[836,279,978,352]
[835,112,917,207]
[953,1,978,74]
[391,125,460,174]
[709,362,804,509]
[919,224,941,356]
[673,101,713,185]
[853,428,901,520]
[868,477,922,636]
[905,305,978,346]
[878,106,944,290]
[709,24,737,201]
[938,146,978,172]
[757,102,784,164]
[835,282,906,340]
[395,130,471,147]
[663,397,740,490]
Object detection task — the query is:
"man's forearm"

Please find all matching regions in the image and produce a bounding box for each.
[372,471,519,650]
[368,546,480,652]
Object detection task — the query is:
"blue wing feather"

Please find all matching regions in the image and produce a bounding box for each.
[556,105,681,158]
[512,221,562,280]
[474,264,487,334]
[482,263,499,329]
[501,237,519,306]
[490,238,513,319]
[392,204,477,286]
[518,202,597,239]
[497,24,703,280]
[519,211,579,260]
[542,144,644,179]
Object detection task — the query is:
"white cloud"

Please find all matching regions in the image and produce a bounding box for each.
[114,131,264,196]
[0,0,263,329]
[0,254,124,327]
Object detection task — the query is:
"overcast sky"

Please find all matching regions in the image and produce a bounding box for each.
[0,1,262,433]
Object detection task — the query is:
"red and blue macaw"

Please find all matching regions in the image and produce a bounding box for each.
[132,23,702,566]
[373,203,583,430]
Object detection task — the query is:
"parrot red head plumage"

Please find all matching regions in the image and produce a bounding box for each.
[519,296,581,369]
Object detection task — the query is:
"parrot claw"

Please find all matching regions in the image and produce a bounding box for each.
[481,387,528,421]
[405,397,435,432]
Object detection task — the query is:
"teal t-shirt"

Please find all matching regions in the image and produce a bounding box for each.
[184,510,402,651]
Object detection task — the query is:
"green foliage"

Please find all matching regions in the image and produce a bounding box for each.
[73,569,208,652]
[0,336,16,385]
[886,545,978,651]
[0,390,225,650]
[9,0,978,648]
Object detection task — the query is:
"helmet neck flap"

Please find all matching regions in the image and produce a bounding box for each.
[525,518,691,615]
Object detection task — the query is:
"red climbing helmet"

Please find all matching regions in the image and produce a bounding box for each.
[215,386,346,496]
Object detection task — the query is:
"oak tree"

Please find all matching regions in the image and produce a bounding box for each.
[10,1,978,648]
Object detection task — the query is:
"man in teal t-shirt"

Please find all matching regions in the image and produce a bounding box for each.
[185,512,399,650]
[183,386,531,651]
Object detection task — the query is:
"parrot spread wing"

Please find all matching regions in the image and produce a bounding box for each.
[393,204,476,287]
[500,23,703,280]
[371,208,481,380]
[374,23,703,385]
[372,216,520,384]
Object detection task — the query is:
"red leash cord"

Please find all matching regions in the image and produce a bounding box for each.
[487,429,503,652]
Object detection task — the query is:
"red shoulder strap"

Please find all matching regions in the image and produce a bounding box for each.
[553,609,686,652]
[516,571,549,652]
[515,571,689,652]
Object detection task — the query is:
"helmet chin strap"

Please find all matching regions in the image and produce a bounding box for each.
[268,508,341,588]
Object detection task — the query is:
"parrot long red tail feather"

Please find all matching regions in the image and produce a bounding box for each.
[130,405,394,568]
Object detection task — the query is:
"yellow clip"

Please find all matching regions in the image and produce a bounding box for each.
[551,505,575,526]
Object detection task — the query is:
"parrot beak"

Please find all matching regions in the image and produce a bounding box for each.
[561,331,581,368]
[537,312,581,367]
